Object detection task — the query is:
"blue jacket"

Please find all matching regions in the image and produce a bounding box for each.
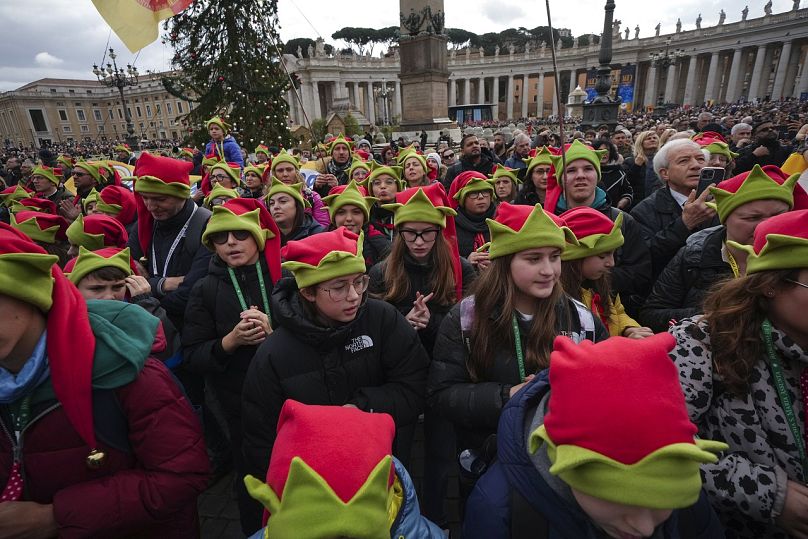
[464,372,725,539]
[205,135,244,167]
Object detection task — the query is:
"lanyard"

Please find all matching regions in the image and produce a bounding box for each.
[511,314,526,382]
[762,319,808,483]
[151,204,198,278]
[227,263,271,323]
[725,243,741,278]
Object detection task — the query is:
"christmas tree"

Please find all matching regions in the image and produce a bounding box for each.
[162,0,292,148]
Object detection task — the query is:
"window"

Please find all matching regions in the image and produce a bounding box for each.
[136,106,142,118]
[92,103,98,106]
[69,89,75,94]
[63,126,72,133]
[176,101,184,114]
[74,102,81,107]
[80,125,89,133]
[171,131,178,139]
[86,90,92,94]
[58,110,68,122]
[166,102,173,115]
[56,102,64,106]
[146,105,152,117]
[127,107,132,118]
[93,109,103,121]
[118,108,123,119]
[76,109,86,122]
[155,103,161,115]
[108,110,114,119]
[28,109,48,132]
[98,125,105,133]
[50,88,57,93]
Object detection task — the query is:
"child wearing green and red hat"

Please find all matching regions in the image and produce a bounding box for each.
[465,333,727,538]
[9,210,70,266]
[254,144,271,164]
[322,180,390,267]
[65,213,129,258]
[205,116,244,167]
[242,164,267,199]
[490,164,521,203]
[365,162,405,240]
[0,223,208,537]
[265,179,325,246]
[266,150,330,227]
[449,170,497,259]
[241,227,429,533]
[515,146,555,206]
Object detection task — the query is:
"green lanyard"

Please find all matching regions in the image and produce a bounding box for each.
[511,314,526,382]
[227,263,271,324]
[762,319,808,483]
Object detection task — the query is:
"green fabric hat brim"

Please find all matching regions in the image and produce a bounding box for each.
[82,188,100,212]
[243,165,265,179]
[202,206,271,251]
[206,116,230,133]
[66,215,105,251]
[75,162,102,184]
[562,213,625,261]
[707,166,799,224]
[492,168,521,185]
[10,213,61,244]
[209,163,241,187]
[524,149,555,174]
[398,151,428,173]
[702,142,739,160]
[453,178,495,205]
[0,252,57,312]
[32,166,60,186]
[114,145,132,155]
[96,201,122,216]
[365,165,405,191]
[203,185,239,208]
[487,206,578,260]
[67,246,133,285]
[202,157,221,167]
[282,232,367,289]
[728,235,808,275]
[271,151,301,173]
[381,189,456,228]
[267,179,308,208]
[549,140,606,181]
[328,134,355,155]
[348,160,371,178]
[0,185,32,207]
[531,425,727,510]
[322,182,377,222]
[134,175,191,198]
[244,455,392,539]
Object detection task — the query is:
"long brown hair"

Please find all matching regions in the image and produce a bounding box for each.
[702,269,799,396]
[467,255,563,381]
[559,258,614,321]
[382,230,457,307]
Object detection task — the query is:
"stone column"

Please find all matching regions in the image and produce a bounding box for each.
[394,80,402,119]
[311,81,321,119]
[333,81,346,100]
[644,63,658,107]
[463,78,471,105]
[477,77,485,103]
[300,80,313,120]
[449,78,457,106]
[747,46,768,100]
[772,41,794,100]
[568,70,577,94]
[682,56,699,105]
[551,74,559,116]
[364,82,376,125]
[663,63,677,103]
[537,72,545,117]
[702,52,720,104]
[521,74,529,118]
[506,75,514,119]
[725,48,744,102]
[796,46,808,98]
[492,76,500,120]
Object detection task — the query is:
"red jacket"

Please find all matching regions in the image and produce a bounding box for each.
[0,359,209,538]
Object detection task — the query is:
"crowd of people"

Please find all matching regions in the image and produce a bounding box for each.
[0,99,807,539]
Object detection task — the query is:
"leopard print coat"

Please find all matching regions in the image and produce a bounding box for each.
[670,316,807,539]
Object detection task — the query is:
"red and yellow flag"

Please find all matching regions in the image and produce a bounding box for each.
[92,0,194,53]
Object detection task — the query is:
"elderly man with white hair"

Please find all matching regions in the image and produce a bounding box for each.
[504,133,531,169]
[730,122,753,151]
[630,139,717,277]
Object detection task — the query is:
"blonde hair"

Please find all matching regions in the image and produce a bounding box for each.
[632,131,658,159]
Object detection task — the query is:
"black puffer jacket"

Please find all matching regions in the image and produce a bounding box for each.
[282,213,325,246]
[639,226,732,332]
[454,206,495,258]
[442,154,497,191]
[428,296,608,451]
[623,155,661,203]
[368,253,477,355]
[630,187,719,278]
[241,277,429,529]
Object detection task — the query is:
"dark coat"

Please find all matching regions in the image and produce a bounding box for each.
[241,277,429,531]
[282,212,324,246]
[623,155,660,203]
[363,225,392,268]
[454,206,495,258]
[464,373,726,539]
[442,154,497,191]
[599,163,633,208]
[640,226,732,333]
[733,141,792,174]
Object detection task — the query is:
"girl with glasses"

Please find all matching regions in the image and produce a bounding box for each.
[241,226,429,533]
[182,198,283,533]
[322,180,390,268]
[671,209,808,539]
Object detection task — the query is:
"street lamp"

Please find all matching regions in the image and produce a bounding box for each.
[581,0,621,131]
[650,39,685,70]
[93,48,139,150]
[373,81,395,125]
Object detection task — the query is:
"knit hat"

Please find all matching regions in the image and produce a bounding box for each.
[64,246,136,285]
[10,211,68,244]
[66,214,129,251]
[327,134,354,154]
[348,159,372,179]
[96,185,137,226]
[281,227,366,289]
[243,400,397,538]
[692,131,739,161]
[427,152,441,167]
[549,139,606,182]
[255,144,271,158]
[396,146,428,172]
[559,207,624,261]
[203,184,240,209]
[202,198,283,284]
[31,165,61,187]
[206,115,231,133]
[530,333,727,509]
[524,146,556,173]
[485,202,576,260]
[448,170,494,209]
[490,164,521,185]
[707,164,801,224]
[0,185,32,208]
[10,197,58,215]
[209,161,242,187]
[267,178,308,208]
[728,209,808,275]
[74,161,103,185]
[270,149,301,174]
[0,223,105,466]
[322,181,377,223]
[364,162,405,191]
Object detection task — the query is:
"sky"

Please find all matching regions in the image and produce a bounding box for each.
[0,0,797,91]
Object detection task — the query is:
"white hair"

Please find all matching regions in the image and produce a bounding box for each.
[731,122,752,135]
[653,139,701,177]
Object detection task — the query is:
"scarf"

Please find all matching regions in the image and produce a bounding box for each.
[0,332,48,404]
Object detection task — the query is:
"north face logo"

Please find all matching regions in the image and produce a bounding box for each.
[345,335,373,353]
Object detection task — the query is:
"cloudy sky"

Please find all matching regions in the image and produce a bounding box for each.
[0,0,796,91]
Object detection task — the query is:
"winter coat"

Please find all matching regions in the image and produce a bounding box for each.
[599,163,633,208]
[363,225,392,267]
[442,155,497,191]
[241,277,429,531]
[0,301,209,539]
[428,295,608,452]
[128,198,213,329]
[579,288,638,337]
[43,185,75,205]
[368,253,477,355]
[733,142,792,174]
[623,155,660,203]
[130,294,182,364]
[369,205,395,241]
[282,213,325,246]
[454,205,495,258]
[630,186,719,278]
[205,135,244,167]
[670,317,807,539]
[464,372,725,539]
[640,226,731,333]
[302,187,330,228]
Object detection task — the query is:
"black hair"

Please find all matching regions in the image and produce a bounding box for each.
[591,138,619,163]
[84,266,129,282]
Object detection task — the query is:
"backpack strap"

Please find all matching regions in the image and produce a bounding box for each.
[510,487,549,539]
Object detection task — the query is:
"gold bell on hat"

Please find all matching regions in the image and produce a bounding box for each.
[86,448,106,469]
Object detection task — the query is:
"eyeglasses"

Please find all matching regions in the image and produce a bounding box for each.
[399,228,440,243]
[442,152,455,159]
[467,191,491,200]
[318,275,370,301]
[209,174,231,182]
[209,229,251,245]
[786,279,808,290]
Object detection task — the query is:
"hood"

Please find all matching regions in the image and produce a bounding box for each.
[270,277,368,350]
